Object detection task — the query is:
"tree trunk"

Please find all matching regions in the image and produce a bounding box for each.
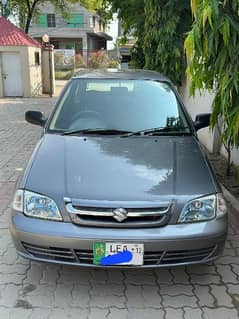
[25,14,32,34]
[213,119,223,154]
[24,0,39,34]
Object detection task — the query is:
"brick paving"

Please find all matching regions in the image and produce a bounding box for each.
[0,97,239,319]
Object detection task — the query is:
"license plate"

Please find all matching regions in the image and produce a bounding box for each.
[93,242,144,266]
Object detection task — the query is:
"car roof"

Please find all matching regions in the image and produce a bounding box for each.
[72,68,172,83]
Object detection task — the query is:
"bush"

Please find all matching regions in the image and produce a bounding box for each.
[88,51,119,69]
[75,54,86,68]
[109,59,120,68]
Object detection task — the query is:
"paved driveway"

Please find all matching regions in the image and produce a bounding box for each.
[0,97,239,319]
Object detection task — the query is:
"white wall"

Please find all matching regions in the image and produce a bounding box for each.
[0,46,42,97]
[27,47,42,96]
[181,79,215,153]
[181,79,239,165]
[220,146,239,166]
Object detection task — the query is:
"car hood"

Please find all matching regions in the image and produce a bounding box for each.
[25,134,217,203]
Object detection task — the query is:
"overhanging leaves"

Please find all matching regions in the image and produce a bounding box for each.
[185,0,239,151]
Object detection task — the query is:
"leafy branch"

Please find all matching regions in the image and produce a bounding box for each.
[185,0,239,175]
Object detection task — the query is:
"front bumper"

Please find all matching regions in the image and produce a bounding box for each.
[10,211,227,268]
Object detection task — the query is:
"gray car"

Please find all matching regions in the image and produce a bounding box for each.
[10,69,227,268]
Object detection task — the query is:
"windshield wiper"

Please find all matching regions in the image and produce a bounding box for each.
[62,128,132,136]
[121,126,191,137]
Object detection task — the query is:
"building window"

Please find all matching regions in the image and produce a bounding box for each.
[47,14,56,27]
[93,16,96,28]
[34,52,40,65]
[38,14,47,27]
[99,20,102,31]
[67,14,84,28]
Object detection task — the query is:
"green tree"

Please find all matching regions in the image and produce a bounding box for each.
[185,0,239,174]
[143,0,192,86]
[104,0,192,84]
[103,0,145,68]
[103,0,144,37]
[80,0,106,16]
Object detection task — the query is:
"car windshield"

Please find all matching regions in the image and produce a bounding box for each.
[48,79,190,135]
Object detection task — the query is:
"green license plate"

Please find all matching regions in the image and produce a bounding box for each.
[93,242,144,266]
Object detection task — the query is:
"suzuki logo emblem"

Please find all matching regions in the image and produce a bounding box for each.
[113,208,128,222]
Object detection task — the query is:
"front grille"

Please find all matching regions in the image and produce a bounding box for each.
[144,246,217,265]
[22,242,76,262]
[144,251,164,265]
[22,242,219,267]
[75,249,93,264]
[65,203,171,228]
[161,247,216,264]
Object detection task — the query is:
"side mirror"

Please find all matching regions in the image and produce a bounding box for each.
[25,111,46,127]
[194,113,211,131]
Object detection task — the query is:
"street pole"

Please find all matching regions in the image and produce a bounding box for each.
[48,44,53,98]
[42,34,53,98]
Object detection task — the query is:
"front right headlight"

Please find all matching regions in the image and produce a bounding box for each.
[178,193,227,224]
[12,190,62,221]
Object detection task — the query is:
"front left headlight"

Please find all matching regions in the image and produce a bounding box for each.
[12,190,62,221]
[178,193,227,224]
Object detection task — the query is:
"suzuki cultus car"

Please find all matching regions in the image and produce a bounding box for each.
[10,69,227,267]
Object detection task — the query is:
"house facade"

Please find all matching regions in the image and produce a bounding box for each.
[29,2,112,63]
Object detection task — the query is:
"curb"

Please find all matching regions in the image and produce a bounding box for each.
[221,185,239,214]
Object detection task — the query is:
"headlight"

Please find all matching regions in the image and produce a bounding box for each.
[178,193,227,223]
[12,190,62,221]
